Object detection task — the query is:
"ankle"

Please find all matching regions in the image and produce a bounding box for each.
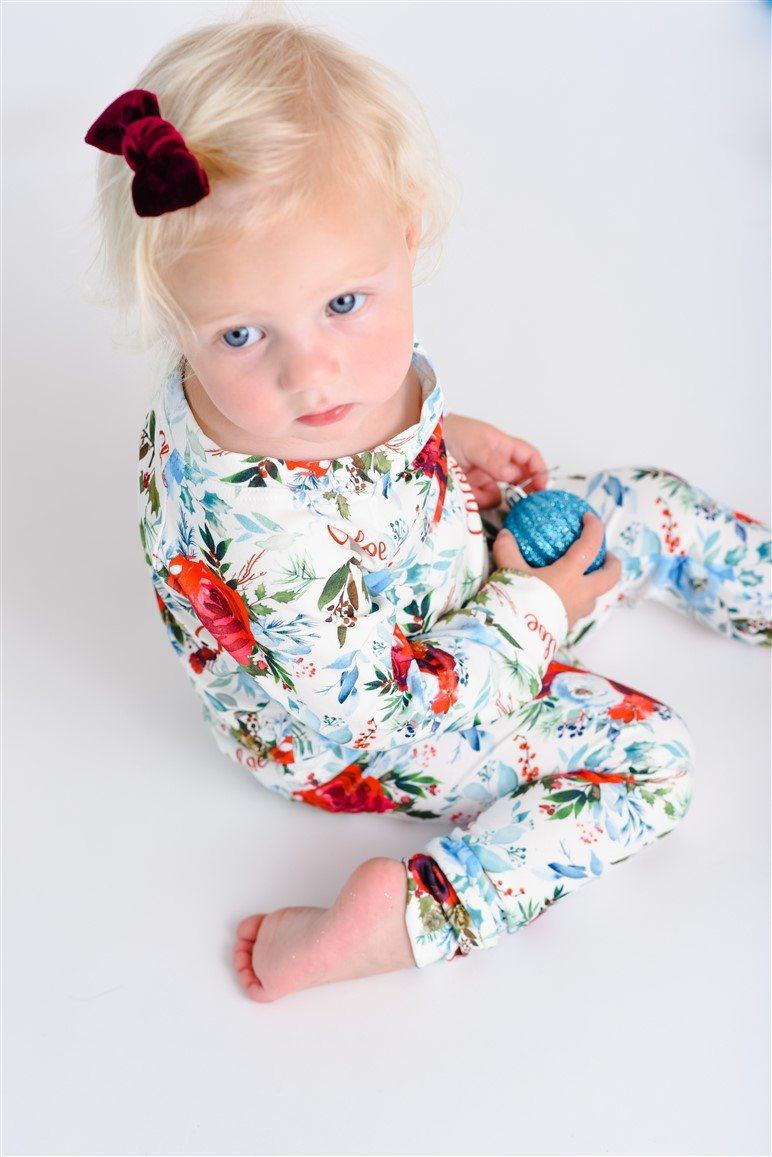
[335,857,415,972]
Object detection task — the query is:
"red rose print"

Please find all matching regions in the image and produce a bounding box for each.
[733,509,762,526]
[166,555,255,665]
[566,768,629,786]
[536,661,662,720]
[607,692,657,723]
[269,736,294,765]
[293,764,396,813]
[391,624,459,714]
[406,853,460,906]
[189,644,218,673]
[536,659,583,699]
[284,459,330,477]
[412,423,448,524]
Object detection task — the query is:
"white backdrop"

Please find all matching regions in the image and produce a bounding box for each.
[3,2,770,1154]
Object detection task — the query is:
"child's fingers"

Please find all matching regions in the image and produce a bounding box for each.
[507,443,549,489]
[587,548,622,595]
[522,458,550,491]
[493,528,531,571]
[556,512,605,573]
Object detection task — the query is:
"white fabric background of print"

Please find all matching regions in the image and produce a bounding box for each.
[3,3,770,1156]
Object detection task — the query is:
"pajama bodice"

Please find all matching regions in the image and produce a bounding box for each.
[137,338,569,804]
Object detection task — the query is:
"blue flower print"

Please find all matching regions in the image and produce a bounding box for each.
[650,553,734,614]
[550,672,625,712]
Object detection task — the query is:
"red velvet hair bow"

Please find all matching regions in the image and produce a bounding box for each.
[84,88,210,218]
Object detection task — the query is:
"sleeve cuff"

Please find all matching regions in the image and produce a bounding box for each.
[485,567,569,669]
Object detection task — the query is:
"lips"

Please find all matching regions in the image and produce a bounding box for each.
[296,403,354,427]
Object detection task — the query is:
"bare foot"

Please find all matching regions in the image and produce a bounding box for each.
[232,856,416,1003]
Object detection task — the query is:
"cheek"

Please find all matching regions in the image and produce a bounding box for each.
[354,321,413,400]
[210,371,283,428]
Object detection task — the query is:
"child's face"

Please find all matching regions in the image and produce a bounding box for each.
[164,183,423,459]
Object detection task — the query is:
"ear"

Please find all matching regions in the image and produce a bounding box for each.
[404,206,423,267]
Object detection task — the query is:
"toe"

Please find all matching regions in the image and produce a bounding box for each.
[233,946,253,970]
[234,961,271,1003]
[247,979,272,1003]
[236,967,257,991]
[236,914,265,941]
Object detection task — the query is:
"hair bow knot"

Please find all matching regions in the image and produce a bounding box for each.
[84,88,210,217]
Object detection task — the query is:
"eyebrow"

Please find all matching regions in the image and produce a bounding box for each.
[196,263,389,330]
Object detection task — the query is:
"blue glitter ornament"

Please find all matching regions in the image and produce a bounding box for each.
[503,486,606,575]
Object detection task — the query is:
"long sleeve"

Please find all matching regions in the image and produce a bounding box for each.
[157,536,569,759]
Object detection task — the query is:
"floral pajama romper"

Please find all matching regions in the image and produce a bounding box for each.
[138,338,772,970]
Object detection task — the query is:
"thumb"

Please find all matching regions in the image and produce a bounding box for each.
[493,527,531,572]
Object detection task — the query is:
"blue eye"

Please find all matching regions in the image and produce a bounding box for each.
[221,326,260,349]
[219,293,367,349]
[328,292,366,315]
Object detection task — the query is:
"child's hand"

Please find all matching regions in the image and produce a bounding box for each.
[443,412,549,509]
[492,512,622,629]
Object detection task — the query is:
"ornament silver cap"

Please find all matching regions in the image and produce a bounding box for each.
[511,463,561,502]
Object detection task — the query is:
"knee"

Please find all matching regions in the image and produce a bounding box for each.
[660,705,697,769]
[643,705,696,819]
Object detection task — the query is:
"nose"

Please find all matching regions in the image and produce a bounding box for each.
[277,341,342,398]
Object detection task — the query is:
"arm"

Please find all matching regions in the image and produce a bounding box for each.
[157,537,568,757]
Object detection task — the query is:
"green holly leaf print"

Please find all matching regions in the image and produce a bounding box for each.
[223,466,265,486]
[373,450,391,474]
[147,475,160,517]
[246,648,296,692]
[200,522,232,575]
[494,623,524,652]
[385,769,437,799]
[448,905,474,937]
[418,893,447,933]
[272,589,299,603]
[317,563,349,610]
[548,790,585,804]
[201,522,216,555]
[334,493,351,520]
[247,601,274,619]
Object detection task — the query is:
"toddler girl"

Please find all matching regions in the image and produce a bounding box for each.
[85,6,771,1003]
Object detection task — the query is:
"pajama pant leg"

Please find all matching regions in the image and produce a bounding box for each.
[481,463,772,656]
[402,672,695,966]
[400,463,768,967]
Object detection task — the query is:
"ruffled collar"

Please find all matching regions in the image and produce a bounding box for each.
[164,338,445,489]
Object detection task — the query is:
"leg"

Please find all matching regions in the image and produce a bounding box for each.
[400,663,696,967]
[483,464,771,657]
[566,465,770,649]
[230,661,696,994]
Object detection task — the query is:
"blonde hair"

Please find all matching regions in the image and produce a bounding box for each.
[82,0,461,383]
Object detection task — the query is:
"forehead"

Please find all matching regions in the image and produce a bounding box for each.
[167,185,402,329]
